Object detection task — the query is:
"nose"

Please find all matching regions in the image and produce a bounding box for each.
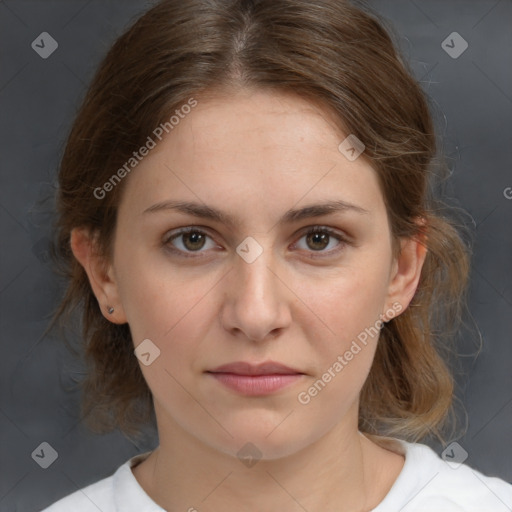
[220,239,292,342]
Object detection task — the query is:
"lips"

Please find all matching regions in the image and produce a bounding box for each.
[207,361,303,376]
[206,361,304,396]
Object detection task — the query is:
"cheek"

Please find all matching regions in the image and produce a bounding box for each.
[290,256,392,406]
[120,267,216,406]
[123,278,213,347]
[292,272,386,418]
[294,259,391,344]
[115,235,216,340]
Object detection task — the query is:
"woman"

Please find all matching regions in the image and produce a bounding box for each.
[42,0,512,510]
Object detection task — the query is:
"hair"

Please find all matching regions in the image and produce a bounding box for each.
[46,0,471,445]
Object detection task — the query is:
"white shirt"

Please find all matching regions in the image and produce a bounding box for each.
[40,438,512,511]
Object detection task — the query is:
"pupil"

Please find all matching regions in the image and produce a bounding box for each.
[308,232,328,250]
[185,232,205,250]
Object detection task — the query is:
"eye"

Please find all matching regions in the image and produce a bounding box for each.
[164,227,218,256]
[163,225,348,259]
[293,226,348,257]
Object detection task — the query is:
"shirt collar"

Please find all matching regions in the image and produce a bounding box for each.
[113,451,165,512]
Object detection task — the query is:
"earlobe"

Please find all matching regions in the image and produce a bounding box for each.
[385,233,428,316]
[70,227,127,324]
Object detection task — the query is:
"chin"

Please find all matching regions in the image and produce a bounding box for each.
[213,418,315,462]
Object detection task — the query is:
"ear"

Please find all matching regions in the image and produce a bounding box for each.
[383,229,427,319]
[70,227,128,324]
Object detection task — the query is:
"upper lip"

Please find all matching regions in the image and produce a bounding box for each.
[207,361,303,375]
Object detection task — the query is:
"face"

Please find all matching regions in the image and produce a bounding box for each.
[73,88,424,460]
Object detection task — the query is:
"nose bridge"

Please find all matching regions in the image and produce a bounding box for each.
[235,234,279,302]
[223,233,290,340]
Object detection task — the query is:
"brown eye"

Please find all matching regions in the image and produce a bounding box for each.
[164,227,217,256]
[181,231,207,251]
[305,231,330,251]
[294,226,348,257]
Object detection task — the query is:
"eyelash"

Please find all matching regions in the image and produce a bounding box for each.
[162,225,350,259]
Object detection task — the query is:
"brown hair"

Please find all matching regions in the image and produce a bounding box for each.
[47,0,470,444]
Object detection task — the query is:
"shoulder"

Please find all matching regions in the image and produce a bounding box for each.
[372,437,512,512]
[39,451,158,512]
[39,471,116,512]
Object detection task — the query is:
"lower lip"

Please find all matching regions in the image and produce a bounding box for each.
[207,372,303,395]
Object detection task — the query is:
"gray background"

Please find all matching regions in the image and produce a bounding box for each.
[0,0,511,510]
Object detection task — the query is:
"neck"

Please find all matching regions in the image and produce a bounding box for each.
[131,403,403,512]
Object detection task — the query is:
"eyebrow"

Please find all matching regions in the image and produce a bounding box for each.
[142,199,369,228]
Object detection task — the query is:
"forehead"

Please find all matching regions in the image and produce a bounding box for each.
[172,89,348,155]
[117,89,385,223]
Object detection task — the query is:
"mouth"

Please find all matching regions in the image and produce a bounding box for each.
[205,361,305,396]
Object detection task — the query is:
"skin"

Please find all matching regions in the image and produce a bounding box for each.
[71,88,427,512]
